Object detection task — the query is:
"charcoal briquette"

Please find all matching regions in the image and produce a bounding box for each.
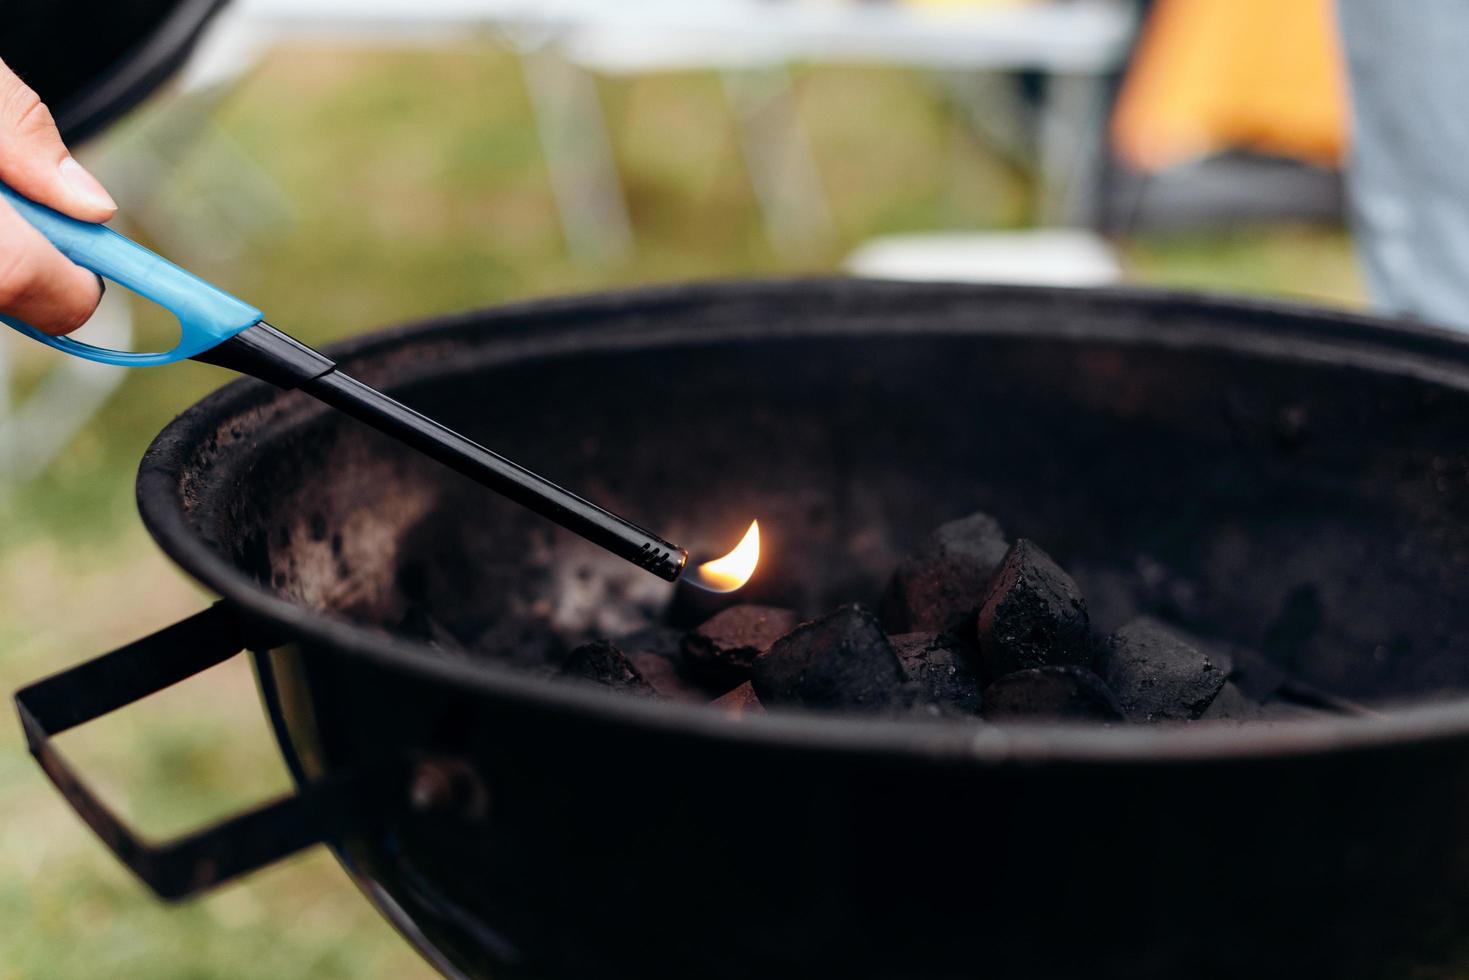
[982,666,1123,722]
[975,539,1093,679]
[890,632,983,716]
[711,681,766,717]
[1199,682,1263,722]
[628,651,708,702]
[882,512,1010,632]
[683,604,800,688]
[752,604,904,712]
[621,624,708,701]
[562,640,655,696]
[1104,617,1229,722]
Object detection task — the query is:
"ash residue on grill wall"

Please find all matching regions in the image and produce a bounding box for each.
[392,507,1367,725]
[220,324,1469,721]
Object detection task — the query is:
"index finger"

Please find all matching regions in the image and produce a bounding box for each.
[0,59,116,222]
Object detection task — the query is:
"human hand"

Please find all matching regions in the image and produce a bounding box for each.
[0,58,116,335]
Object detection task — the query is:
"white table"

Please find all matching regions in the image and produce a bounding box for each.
[220,0,1137,258]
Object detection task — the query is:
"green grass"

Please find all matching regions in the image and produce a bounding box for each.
[0,41,1364,978]
[1123,224,1364,306]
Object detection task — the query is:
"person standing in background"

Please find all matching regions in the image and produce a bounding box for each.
[1111,0,1469,332]
[1338,0,1469,332]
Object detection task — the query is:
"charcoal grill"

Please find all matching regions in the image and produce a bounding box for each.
[20,280,1469,979]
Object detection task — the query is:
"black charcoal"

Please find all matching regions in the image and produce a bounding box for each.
[628,652,708,703]
[1200,682,1263,722]
[975,539,1093,679]
[982,666,1123,722]
[683,605,800,688]
[1104,617,1229,722]
[711,681,766,717]
[752,604,904,712]
[561,640,655,696]
[622,624,708,702]
[890,632,983,716]
[882,512,1010,632]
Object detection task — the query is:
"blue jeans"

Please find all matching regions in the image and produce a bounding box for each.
[1339,0,1469,330]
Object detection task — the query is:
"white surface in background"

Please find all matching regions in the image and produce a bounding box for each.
[228,0,1134,72]
[210,0,1133,258]
[846,228,1122,286]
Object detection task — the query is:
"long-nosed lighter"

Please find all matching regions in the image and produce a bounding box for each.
[0,182,735,586]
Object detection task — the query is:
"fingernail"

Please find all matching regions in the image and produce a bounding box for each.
[59,156,117,212]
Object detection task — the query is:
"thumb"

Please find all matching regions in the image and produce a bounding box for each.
[0,59,115,222]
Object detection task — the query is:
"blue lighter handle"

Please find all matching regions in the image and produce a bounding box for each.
[0,184,262,366]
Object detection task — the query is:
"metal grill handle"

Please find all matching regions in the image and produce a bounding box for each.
[13,603,399,900]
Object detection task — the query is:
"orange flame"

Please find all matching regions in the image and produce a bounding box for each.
[689,520,760,593]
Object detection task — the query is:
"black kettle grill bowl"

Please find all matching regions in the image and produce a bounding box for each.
[110,281,1469,976]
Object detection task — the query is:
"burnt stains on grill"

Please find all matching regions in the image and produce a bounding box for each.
[975,539,1093,680]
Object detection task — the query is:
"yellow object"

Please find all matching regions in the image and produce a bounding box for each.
[692,520,762,593]
[1111,0,1348,172]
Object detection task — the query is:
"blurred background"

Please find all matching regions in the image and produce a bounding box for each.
[0,0,1360,975]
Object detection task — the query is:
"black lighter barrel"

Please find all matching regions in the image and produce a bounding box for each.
[300,370,688,581]
[195,322,690,582]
